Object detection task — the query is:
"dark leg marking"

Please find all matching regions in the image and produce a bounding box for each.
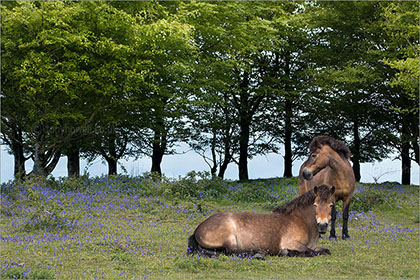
[329,203,337,240]
[314,248,331,255]
[342,202,351,240]
[287,249,316,258]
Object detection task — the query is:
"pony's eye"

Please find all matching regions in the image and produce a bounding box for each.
[314,204,318,208]
[311,154,317,158]
[329,204,333,208]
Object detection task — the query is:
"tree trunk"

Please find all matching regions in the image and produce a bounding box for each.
[401,146,411,185]
[413,140,419,165]
[282,51,293,178]
[151,124,167,176]
[352,160,361,183]
[106,156,117,175]
[237,67,251,182]
[401,120,411,185]
[11,129,26,179]
[14,146,26,179]
[218,150,232,179]
[412,114,419,164]
[67,150,80,177]
[45,151,61,175]
[218,137,232,179]
[210,163,217,177]
[283,99,293,178]
[32,143,45,177]
[210,128,218,177]
[151,144,164,175]
[352,120,361,182]
[238,118,250,181]
[103,139,118,176]
[31,144,61,177]
[218,160,229,179]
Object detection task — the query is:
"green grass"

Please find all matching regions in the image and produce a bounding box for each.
[0,174,418,279]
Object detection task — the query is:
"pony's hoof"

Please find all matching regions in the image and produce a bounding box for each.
[279,249,289,256]
[315,248,331,256]
[252,253,264,260]
[287,250,300,257]
[316,248,331,255]
[342,234,350,240]
[328,235,337,241]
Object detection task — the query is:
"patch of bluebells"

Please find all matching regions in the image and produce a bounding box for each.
[2,178,201,231]
[194,180,298,206]
[355,183,418,202]
[349,210,418,239]
[1,261,30,279]
[1,176,418,278]
[315,182,418,252]
[351,183,419,213]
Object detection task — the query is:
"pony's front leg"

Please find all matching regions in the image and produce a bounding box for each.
[223,235,239,256]
[285,246,330,257]
[223,239,264,259]
[314,247,331,256]
[286,248,318,257]
[329,203,337,240]
[342,198,352,240]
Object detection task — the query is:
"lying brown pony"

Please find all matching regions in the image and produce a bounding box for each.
[187,185,335,258]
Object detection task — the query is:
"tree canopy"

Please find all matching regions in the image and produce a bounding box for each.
[1,1,418,184]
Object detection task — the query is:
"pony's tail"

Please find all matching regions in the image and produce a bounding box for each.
[187,234,220,257]
[187,234,200,255]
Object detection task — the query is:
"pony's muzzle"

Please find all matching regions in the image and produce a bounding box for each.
[302,168,313,180]
[317,222,328,234]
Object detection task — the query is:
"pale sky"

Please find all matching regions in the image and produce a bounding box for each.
[1,144,419,185]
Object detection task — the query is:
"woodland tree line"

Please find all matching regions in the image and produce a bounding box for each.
[1,1,419,184]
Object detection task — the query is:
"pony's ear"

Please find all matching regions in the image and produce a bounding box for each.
[313,186,318,195]
[330,186,335,196]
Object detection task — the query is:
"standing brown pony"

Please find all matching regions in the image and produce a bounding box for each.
[188,185,335,258]
[299,135,356,240]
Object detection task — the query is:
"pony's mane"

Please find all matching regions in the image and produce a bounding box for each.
[273,185,332,214]
[309,135,351,159]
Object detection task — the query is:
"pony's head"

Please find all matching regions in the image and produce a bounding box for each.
[302,145,331,180]
[313,185,335,234]
[302,136,350,180]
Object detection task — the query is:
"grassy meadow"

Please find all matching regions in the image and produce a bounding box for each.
[1,173,419,279]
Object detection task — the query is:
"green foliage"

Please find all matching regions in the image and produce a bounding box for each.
[351,183,418,213]
[1,267,27,280]
[31,269,55,280]
[414,213,419,224]
[141,172,291,207]
[110,252,133,265]
[352,187,390,213]
[380,2,419,169]
[55,175,92,192]
[1,177,79,232]
[1,267,54,280]
[301,1,398,172]
[1,1,196,176]
[21,187,73,232]
[382,1,419,97]
[1,1,418,182]
[164,171,211,199]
